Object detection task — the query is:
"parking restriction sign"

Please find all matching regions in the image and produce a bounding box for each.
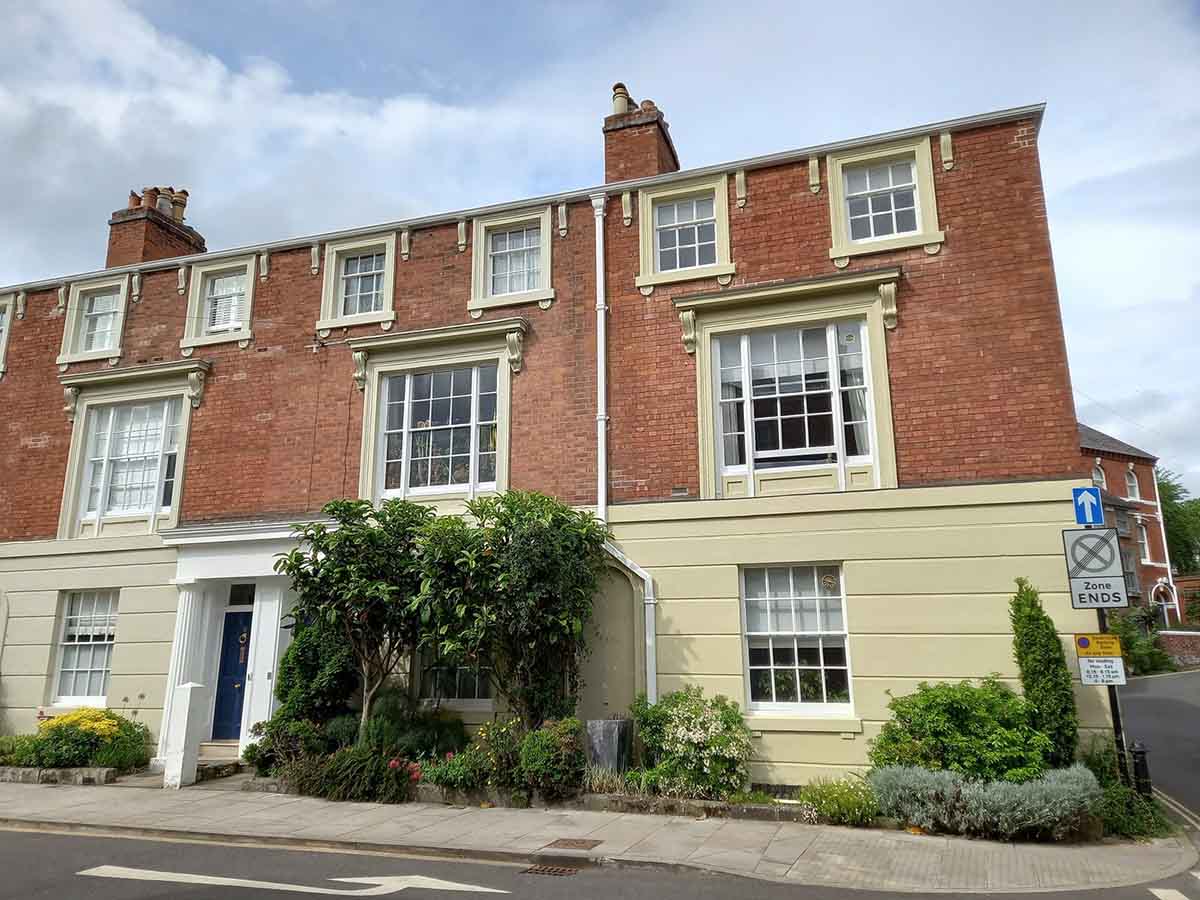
[1062,528,1128,610]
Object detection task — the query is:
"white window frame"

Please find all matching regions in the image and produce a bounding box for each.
[417,650,494,713]
[377,361,501,500]
[318,233,397,332]
[740,564,854,718]
[52,590,119,707]
[181,255,256,351]
[713,319,876,494]
[469,207,554,316]
[1125,469,1141,500]
[636,174,735,292]
[1092,464,1107,490]
[0,293,12,380]
[826,136,944,266]
[57,274,130,367]
[1137,520,1152,563]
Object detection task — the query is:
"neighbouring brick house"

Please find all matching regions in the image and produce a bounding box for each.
[0,83,1112,786]
[1079,424,1178,620]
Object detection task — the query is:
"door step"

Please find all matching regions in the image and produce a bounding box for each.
[196,760,243,783]
[198,740,241,763]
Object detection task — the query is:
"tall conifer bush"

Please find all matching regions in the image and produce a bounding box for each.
[1010,578,1078,767]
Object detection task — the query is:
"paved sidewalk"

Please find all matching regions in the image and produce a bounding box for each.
[0,781,1193,893]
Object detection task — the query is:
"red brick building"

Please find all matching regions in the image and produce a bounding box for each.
[0,85,1111,785]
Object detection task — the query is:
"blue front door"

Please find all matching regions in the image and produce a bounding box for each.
[212,611,253,740]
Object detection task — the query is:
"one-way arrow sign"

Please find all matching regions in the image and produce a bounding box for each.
[79,865,509,896]
[1072,486,1104,526]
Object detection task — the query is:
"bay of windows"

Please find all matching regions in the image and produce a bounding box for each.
[380,362,498,496]
[744,565,851,710]
[716,320,873,480]
[341,252,387,317]
[55,591,118,702]
[82,397,182,520]
[844,159,918,242]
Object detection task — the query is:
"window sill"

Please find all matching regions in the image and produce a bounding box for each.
[316,310,396,334]
[743,714,862,734]
[635,262,735,293]
[468,287,555,316]
[57,348,121,367]
[422,699,494,713]
[46,699,107,712]
[180,330,253,351]
[829,229,945,267]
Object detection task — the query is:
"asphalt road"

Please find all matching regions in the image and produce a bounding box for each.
[0,829,1197,900]
[1120,669,1200,815]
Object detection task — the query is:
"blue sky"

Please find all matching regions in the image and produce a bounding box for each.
[2,0,1198,492]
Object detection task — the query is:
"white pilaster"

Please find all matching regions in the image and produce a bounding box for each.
[154,584,205,764]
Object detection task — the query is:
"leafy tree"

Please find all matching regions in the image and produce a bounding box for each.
[1009,578,1078,767]
[417,490,610,729]
[1157,468,1200,574]
[275,499,433,739]
[273,615,358,724]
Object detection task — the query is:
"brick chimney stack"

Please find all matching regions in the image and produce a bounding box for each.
[106,186,207,268]
[603,82,680,183]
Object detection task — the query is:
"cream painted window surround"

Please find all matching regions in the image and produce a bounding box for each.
[53,589,119,707]
[469,206,554,317]
[57,274,131,368]
[351,318,525,506]
[635,174,735,294]
[317,233,397,334]
[675,269,899,500]
[181,255,257,352]
[0,293,12,379]
[826,136,944,267]
[57,359,209,540]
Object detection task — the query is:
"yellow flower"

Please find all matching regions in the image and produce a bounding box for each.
[39,708,121,741]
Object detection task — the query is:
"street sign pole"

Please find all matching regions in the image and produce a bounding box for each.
[1096,606,1130,784]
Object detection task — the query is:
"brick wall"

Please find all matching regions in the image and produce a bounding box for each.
[106,208,206,268]
[0,114,1083,539]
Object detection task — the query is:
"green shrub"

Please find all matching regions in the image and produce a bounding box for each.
[868,678,1052,782]
[1010,579,1078,767]
[869,764,1101,841]
[362,692,468,760]
[519,718,585,801]
[91,716,151,772]
[794,777,878,826]
[323,714,361,752]
[473,718,524,791]
[1079,737,1174,838]
[241,741,267,775]
[274,616,358,724]
[247,716,325,774]
[631,687,752,800]
[1108,612,1175,676]
[422,745,489,792]
[0,735,39,767]
[33,709,148,770]
[282,746,419,804]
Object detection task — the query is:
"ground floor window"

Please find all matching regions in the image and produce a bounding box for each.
[742,565,852,713]
[55,590,118,703]
[418,653,492,705]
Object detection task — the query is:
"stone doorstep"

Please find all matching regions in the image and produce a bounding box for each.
[0,766,116,786]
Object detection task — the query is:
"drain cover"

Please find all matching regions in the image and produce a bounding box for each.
[522,865,578,877]
[544,838,603,850]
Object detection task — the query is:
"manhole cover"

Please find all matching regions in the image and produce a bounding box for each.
[544,838,603,850]
[522,865,578,877]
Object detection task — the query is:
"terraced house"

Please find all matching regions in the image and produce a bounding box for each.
[0,83,1110,786]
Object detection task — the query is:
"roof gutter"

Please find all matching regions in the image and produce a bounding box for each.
[0,103,1046,297]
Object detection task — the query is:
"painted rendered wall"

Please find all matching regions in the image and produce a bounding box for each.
[0,535,178,736]
[608,477,1112,784]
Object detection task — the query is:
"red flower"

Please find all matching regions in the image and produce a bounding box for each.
[388,758,401,770]
[445,751,455,760]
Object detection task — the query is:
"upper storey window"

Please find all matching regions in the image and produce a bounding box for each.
[635,175,734,293]
[470,207,554,316]
[82,397,182,519]
[58,274,130,366]
[826,136,944,267]
[181,256,257,352]
[318,233,397,333]
[1125,469,1141,500]
[1092,464,1107,489]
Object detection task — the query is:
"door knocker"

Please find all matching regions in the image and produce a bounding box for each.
[238,630,249,664]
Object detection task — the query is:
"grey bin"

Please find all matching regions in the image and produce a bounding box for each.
[585,718,633,772]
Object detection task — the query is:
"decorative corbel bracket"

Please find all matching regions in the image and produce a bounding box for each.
[352,350,368,391]
[735,169,747,208]
[15,291,26,320]
[621,191,632,226]
[310,244,320,275]
[400,229,411,261]
[57,285,67,312]
[939,132,955,171]
[808,157,821,194]
[879,281,898,330]
[557,203,568,237]
[187,370,206,408]
[131,273,142,303]
[506,330,524,374]
[177,266,188,296]
[258,250,270,281]
[63,386,80,422]
[679,310,697,354]
[457,219,467,253]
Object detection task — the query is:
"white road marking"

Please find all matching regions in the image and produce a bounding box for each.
[79,865,508,895]
[1149,890,1189,900]
[1154,788,1200,830]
